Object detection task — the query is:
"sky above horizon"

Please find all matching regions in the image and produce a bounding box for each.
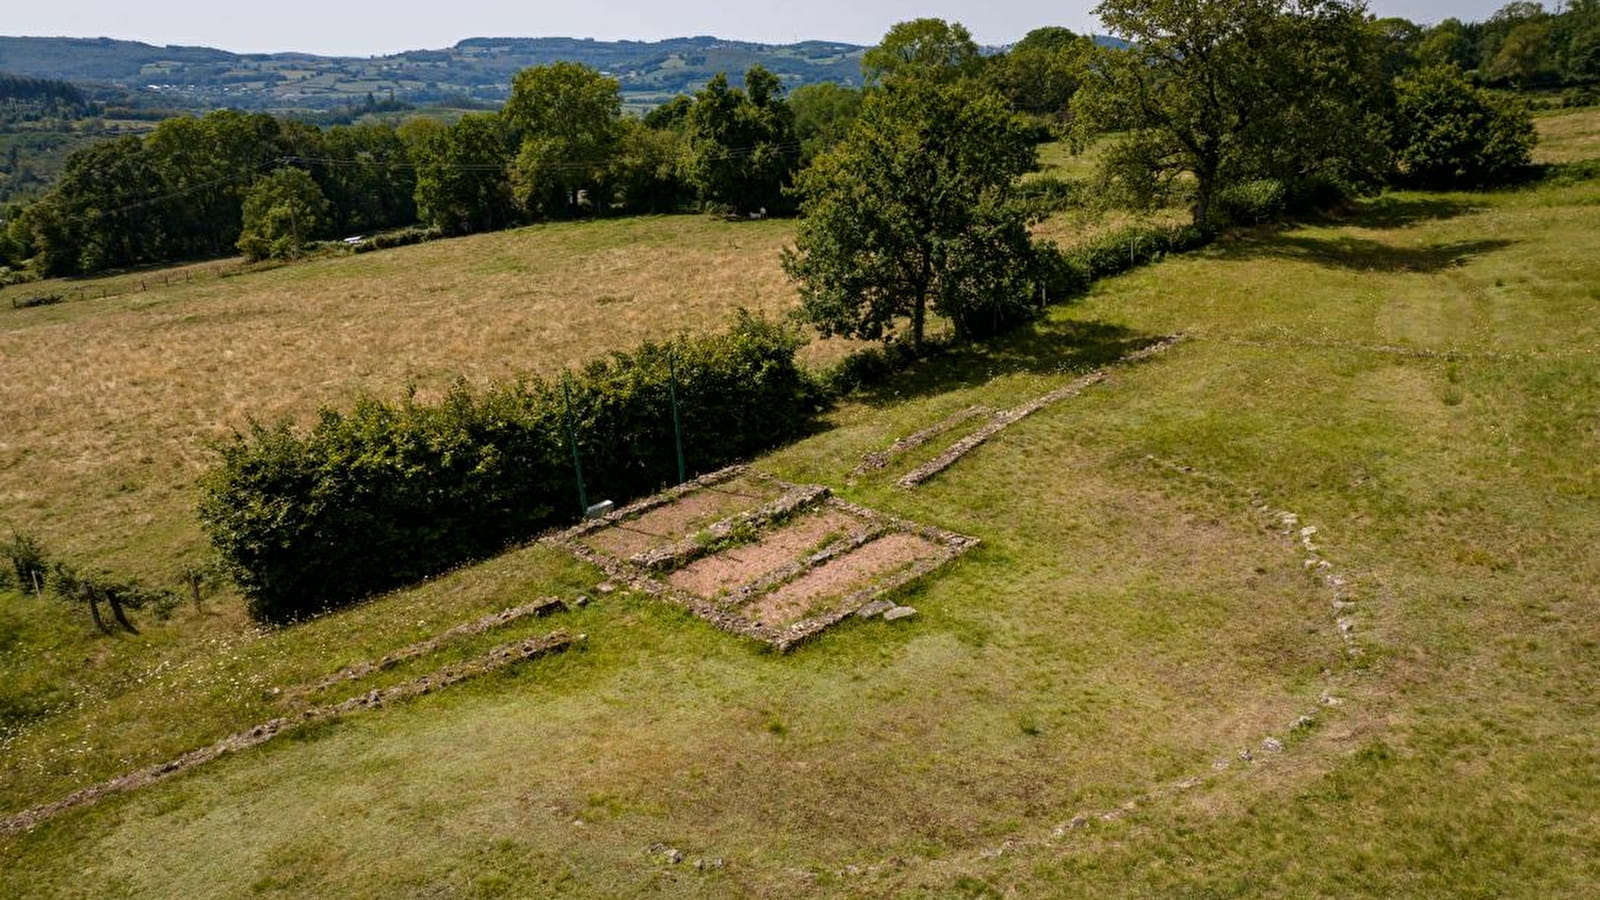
[5,1,1519,57]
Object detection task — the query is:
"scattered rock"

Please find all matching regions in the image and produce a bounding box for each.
[1261,736,1284,753]
[596,581,616,594]
[1238,748,1254,762]
[883,606,918,622]
[572,594,590,607]
[666,848,684,865]
[1292,715,1316,731]
[1319,694,1343,706]
[1213,759,1231,771]
[531,596,568,616]
[855,599,895,619]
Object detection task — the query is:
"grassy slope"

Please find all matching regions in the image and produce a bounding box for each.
[3,108,1597,896]
[2,168,1596,895]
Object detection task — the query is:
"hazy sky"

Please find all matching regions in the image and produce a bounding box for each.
[5,1,1518,56]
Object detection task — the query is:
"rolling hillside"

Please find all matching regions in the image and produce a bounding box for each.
[0,35,870,111]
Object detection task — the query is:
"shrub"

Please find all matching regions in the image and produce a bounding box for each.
[1067,222,1210,283]
[351,226,443,253]
[4,531,48,592]
[818,337,930,397]
[1389,66,1537,189]
[1015,175,1082,216]
[200,312,816,622]
[1215,179,1287,226]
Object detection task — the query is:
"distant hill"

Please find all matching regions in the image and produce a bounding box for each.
[0,35,871,111]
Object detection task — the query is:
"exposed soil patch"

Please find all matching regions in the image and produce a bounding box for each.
[545,473,976,650]
[667,507,867,598]
[582,474,781,558]
[745,532,944,628]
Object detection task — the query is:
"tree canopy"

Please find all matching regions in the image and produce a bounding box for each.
[504,62,622,218]
[1390,64,1536,188]
[784,79,1040,349]
[862,18,983,85]
[684,66,798,215]
[237,167,331,261]
[1073,0,1386,228]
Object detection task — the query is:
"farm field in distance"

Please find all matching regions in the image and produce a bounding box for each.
[1,108,1598,897]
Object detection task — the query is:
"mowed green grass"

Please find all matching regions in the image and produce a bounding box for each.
[3,161,1597,897]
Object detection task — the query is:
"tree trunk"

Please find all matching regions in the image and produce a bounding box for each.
[105,591,140,635]
[1193,152,1220,232]
[86,595,111,635]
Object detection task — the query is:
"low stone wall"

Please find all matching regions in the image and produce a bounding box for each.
[0,632,577,836]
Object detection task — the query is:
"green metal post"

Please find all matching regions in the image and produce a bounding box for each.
[668,348,687,485]
[562,377,589,515]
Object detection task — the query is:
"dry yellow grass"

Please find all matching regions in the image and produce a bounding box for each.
[0,216,801,574]
[1533,105,1600,164]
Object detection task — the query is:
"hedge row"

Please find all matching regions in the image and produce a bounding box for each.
[199,312,816,622]
[1037,222,1211,299]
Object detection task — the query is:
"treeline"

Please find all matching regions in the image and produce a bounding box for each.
[0,110,410,275]
[1379,0,1600,90]
[2,3,1583,278]
[0,73,92,123]
[0,61,856,275]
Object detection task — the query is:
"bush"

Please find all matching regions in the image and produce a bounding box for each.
[4,531,48,592]
[1067,222,1211,283]
[1015,175,1082,216]
[1389,66,1537,190]
[1215,179,1286,226]
[351,226,443,253]
[200,312,817,622]
[818,337,929,397]
[1560,87,1597,109]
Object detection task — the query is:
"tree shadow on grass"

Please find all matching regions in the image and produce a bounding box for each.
[848,318,1161,409]
[1335,194,1484,230]
[1217,232,1515,274]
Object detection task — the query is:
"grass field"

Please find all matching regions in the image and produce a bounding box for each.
[1534,103,1600,163]
[0,216,801,578]
[2,111,1598,896]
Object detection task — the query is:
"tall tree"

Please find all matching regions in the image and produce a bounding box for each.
[862,18,983,85]
[1074,0,1386,228]
[789,83,863,162]
[984,27,1095,120]
[320,122,416,234]
[685,67,798,215]
[412,113,515,235]
[237,168,331,261]
[503,62,622,218]
[784,80,1040,350]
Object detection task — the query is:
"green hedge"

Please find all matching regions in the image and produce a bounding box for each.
[1035,222,1211,300]
[199,312,816,622]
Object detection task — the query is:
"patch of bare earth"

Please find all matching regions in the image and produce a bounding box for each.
[581,476,780,558]
[666,507,867,598]
[746,532,944,628]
